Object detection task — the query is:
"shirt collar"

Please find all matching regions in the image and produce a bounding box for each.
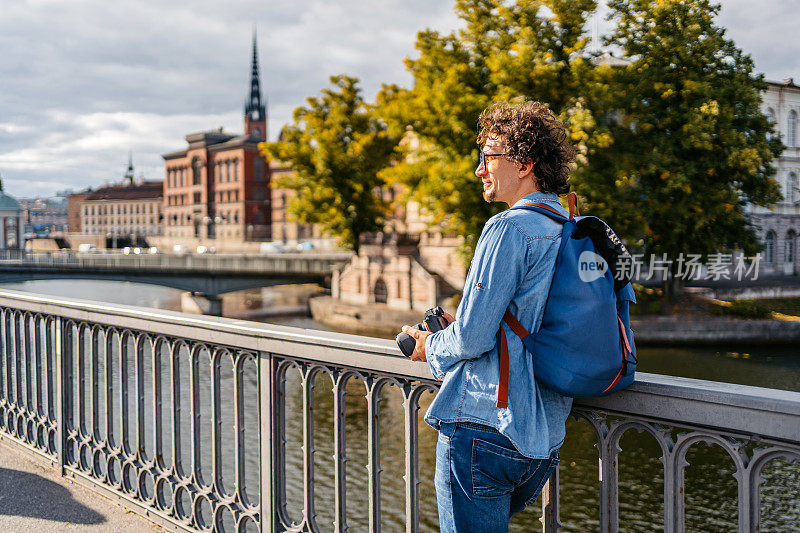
[511,191,560,208]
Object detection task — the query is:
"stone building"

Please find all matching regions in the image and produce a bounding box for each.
[0,191,25,250]
[161,36,270,245]
[80,159,163,246]
[332,233,460,312]
[67,189,93,233]
[751,79,800,275]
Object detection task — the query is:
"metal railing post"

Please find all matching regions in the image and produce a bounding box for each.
[540,466,561,532]
[259,352,275,533]
[54,316,66,474]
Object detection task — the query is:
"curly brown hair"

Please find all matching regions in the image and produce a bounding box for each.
[477,100,575,195]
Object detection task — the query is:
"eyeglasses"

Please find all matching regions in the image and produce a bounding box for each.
[479,152,507,170]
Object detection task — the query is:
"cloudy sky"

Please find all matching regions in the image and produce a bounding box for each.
[0,0,797,199]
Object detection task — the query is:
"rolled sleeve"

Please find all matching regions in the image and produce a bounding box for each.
[425,217,528,379]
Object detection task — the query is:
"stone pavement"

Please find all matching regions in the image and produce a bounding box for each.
[0,441,162,532]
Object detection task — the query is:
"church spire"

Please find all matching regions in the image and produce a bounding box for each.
[124,152,134,185]
[244,27,267,140]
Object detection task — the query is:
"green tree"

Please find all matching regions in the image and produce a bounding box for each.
[261,75,398,253]
[377,0,598,256]
[574,0,782,299]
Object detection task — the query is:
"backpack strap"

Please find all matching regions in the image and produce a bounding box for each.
[497,328,509,409]
[514,202,571,222]
[495,310,531,408]
[494,200,569,408]
[567,192,580,218]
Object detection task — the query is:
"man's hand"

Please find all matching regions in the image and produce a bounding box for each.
[401,325,430,361]
[402,311,455,362]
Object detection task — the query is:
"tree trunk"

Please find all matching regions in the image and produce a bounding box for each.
[663,262,684,303]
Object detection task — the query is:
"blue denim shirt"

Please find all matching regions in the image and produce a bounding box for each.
[424,191,573,459]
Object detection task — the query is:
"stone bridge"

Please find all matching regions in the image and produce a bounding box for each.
[0,251,352,314]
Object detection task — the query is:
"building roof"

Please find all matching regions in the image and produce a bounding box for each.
[0,191,20,211]
[766,78,800,90]
[206,134,262,152]
[85,181,163,201]
[162,131,261,159]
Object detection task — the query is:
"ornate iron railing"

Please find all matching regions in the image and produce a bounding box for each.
[0,288,797,532]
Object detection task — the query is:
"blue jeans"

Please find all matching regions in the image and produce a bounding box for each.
[434,422,559,533]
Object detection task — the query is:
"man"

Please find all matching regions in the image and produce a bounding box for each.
[402,100,576,532]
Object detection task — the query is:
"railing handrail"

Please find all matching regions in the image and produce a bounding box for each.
[0,287,797,444]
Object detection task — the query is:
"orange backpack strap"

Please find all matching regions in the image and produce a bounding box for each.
[524,202,568,220]
[495,310,531,409]
[503,310,530,338]
[497,328,509,409]
[567,192,580,219]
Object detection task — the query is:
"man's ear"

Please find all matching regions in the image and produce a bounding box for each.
[518,161,534,179]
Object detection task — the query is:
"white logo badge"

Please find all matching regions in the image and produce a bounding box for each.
[578,251,608,282]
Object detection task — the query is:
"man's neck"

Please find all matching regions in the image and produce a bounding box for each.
[507,184,540,207]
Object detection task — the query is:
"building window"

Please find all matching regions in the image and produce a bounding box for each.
[765,231,776,264]
[787,230,796,264]
[789,172,798,203]
[193,192,201,204]
[789,111,797,148]
[233,159,239,181]
[192,157,202,185]
[374,279,388,304]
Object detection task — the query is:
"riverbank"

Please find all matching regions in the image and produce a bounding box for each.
[311,295,800,345]
[309,295,426,337]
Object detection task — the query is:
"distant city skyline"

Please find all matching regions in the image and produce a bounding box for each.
[0,0,797,198]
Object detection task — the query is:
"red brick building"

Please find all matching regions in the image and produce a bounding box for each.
[162,36,270,242]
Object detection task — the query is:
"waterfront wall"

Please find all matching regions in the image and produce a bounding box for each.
[632,315,800,344]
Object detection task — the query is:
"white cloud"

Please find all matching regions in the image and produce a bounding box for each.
[0,0,795,198]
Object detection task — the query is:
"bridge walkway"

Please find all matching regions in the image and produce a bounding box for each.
[0,441,161,532]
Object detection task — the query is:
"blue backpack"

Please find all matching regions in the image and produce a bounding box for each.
[495,197,637,405]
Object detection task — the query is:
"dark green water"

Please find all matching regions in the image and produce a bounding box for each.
[1,281,798,531]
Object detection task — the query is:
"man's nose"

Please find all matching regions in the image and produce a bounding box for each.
[475,163,487,177]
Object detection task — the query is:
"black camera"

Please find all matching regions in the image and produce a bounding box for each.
[396,306,449,357]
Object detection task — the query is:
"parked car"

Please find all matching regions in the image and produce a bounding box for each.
[122,246,132,255]
[295,241,315,251]
[147,247,160,254]
[196,245,216,254]
[77,243,98,253]
[260,242,287,254]
[172,244,190,255]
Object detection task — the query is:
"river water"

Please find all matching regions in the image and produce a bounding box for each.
[1,280,798,532]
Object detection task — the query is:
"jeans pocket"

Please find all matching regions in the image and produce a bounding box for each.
[523,453,560,506]
[471,438,530,498]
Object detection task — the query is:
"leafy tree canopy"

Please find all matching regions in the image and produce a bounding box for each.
[377,0,781,293]
[377,0,599,256]
[260,75,399,253]
[574,0,782,296]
